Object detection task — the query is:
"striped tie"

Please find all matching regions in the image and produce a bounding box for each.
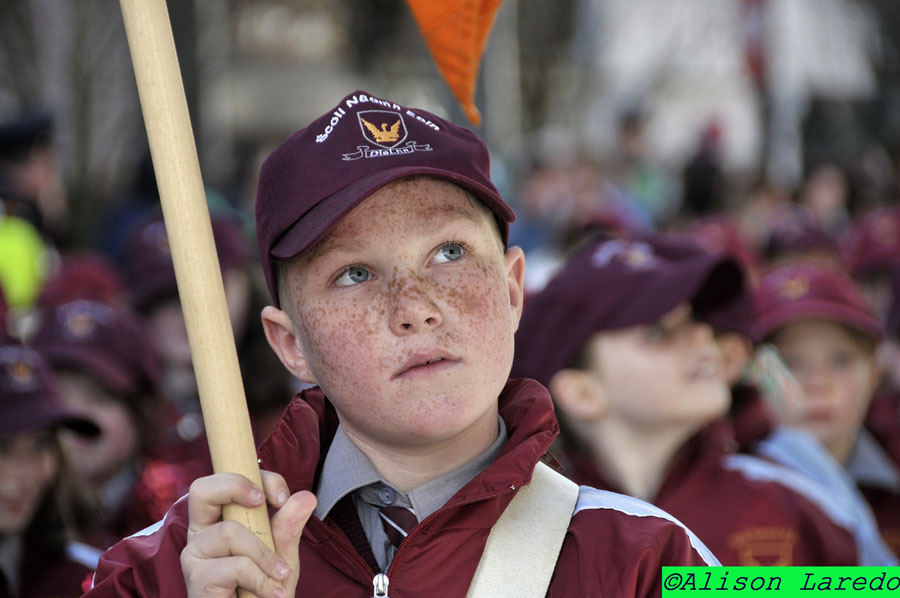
[379,505,418,549]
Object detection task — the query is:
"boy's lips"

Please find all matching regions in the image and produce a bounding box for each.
[393,350,460,379]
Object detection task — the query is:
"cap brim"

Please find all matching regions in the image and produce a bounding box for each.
[755,299,883,342]
[0,399,100,438]
[271,166,514,261]
[603,254,743,331]
[41,344,137,395]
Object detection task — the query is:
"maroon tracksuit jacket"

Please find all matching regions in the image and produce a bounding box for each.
[564,421,859,566]
[863,390,900,555]
[85,379,717,597]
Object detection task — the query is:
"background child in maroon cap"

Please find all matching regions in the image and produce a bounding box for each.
[755,263,900,556]
[86,90,717,598]
[30,291,204,549]
[125,214,293,448]
[0,342,100,597]
[512,233,861,566]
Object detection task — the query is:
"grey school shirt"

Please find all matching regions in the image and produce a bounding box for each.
[313,417,508,572]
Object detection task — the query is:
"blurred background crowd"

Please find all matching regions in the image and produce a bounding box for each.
[2,0,900,595]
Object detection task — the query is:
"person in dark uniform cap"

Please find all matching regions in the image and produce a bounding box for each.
[0,341,100,597]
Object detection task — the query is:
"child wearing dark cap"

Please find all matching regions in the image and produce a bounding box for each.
[0,343,101,597]
[512,234,861,566]
[30,292,203,547]
[755,263,900,556]
[85,91,717,598]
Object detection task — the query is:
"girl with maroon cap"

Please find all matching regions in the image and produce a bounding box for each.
[755,263,900,556]
[0,343,100,597]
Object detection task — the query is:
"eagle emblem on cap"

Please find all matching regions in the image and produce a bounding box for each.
[357,110,407,148]
[779,276,809,300]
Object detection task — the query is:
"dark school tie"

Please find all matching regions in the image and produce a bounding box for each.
[379,505,418,548]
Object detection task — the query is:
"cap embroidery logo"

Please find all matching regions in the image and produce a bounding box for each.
[343,110,432,161]
[779,276,809,300]
[592,240,656,270]
[57,300,114,341]
[358,110,407,148]
[0,349,38,393]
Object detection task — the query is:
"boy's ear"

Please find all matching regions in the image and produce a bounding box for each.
[261,306,318,385]
[504,246,526,329]
[549,368,608,421]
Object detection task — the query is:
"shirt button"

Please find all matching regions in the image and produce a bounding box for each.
[379,487,396,504]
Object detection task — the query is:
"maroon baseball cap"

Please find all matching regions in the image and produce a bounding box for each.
[255,90,515,305]
[765,207,839,266]
[31,299,159,396]
[511,234,745,387]
[753,263,882,342]
[840,206,900,278]
[0,344,99,438]
[38,252,126,309]
[126,214,250,311]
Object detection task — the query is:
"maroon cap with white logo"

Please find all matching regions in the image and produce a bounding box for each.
[753,263,882,342]
[31,298,160,396]
[255,90,515,305]
[0,344,99,438]
[511,234,745,388]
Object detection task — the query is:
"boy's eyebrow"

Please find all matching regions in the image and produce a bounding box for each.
[306,201,487,263]
[303,236,368,263]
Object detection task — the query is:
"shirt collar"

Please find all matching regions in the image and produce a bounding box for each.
[313,416,508,521]
[314,425,382,520]
[847,429,900,492]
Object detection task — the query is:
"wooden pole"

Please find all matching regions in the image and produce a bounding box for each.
[119,1,273,595]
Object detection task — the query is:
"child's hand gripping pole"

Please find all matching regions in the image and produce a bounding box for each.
[119,1,273,596]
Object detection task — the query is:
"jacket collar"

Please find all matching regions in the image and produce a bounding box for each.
[256,377,559,505]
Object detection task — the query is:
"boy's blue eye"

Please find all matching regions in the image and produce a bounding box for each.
[335,266,371,287]
[434,243,464,264]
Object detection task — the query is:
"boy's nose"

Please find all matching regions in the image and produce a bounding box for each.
[388,273,443,335]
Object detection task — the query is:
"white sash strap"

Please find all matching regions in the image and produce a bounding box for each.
[466,461,579,598]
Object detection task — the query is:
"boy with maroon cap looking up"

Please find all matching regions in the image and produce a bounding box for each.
[511,234,861,566]
[754,263,900,556]
[85,91,717,597]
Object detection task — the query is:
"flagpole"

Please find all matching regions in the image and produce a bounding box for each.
[118,1,272,596]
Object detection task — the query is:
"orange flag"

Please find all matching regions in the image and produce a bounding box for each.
[405,0,503,125]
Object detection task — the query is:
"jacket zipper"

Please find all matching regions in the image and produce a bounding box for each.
[365,485,519,597]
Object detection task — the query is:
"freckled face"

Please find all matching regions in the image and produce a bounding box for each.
[281,178,522,449]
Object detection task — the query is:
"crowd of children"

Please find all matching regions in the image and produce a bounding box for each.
[0,86,899,597]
